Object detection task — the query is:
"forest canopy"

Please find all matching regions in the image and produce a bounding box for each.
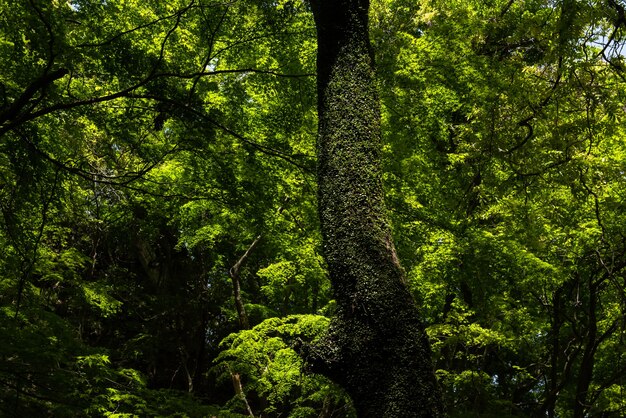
[1,0,626,417]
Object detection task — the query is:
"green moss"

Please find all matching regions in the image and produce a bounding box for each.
[311,1,445,416]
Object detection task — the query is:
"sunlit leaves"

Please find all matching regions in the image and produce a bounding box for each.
[2,0,625,415]
[215,315,353,417]
[373,0,626,415]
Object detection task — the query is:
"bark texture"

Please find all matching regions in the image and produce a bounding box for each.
[308,1,444,416]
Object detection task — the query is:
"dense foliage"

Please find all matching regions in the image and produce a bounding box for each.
[1,0,625,416]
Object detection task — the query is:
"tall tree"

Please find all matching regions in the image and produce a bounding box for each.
[306,0,444,416]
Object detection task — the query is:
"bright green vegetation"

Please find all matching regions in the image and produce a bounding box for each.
[1,0,625,417]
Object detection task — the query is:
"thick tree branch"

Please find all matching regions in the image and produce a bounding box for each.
[0,68,69,128]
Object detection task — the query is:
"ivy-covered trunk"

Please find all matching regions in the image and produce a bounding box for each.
[308,0,444,416]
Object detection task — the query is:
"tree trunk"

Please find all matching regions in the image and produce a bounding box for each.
[307,1,444,416]
[573,276,598,418]
[229,234,261,330]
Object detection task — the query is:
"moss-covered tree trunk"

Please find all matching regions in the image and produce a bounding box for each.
[307,0,444,416]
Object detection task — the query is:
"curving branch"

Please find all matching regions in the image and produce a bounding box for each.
[14,128,179,187]
[126,93,315,173]
[0,68,69,128]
